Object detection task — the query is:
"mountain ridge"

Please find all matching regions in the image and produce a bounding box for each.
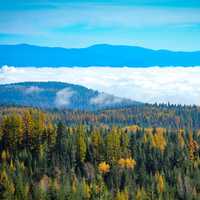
[0,81,139,110]
[11,43,200,53]
[0,43,200,67]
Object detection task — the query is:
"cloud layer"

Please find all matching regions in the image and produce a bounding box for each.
[1,65,200,105]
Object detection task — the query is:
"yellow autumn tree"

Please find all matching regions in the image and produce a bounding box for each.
[82,179,91,199]
[126,157,136,169]
[1,150,7,162]
[98,162,110,174]
[143,128,154,144]
[71,174,78,193]
[118,158,126,168]
[155,172,165,193]
[1,114,23,152]
[0,169,15,198]
[115,189,129,200]
[136,187,148,200]
[125,125,141,133]
[9,160,16,173]
[118,157,136,169]
[188,131,199,162]
[39,175,51,192]
[144,128,153,135]
[178,129,185,149]
[22,110,34,148]
[152,128,167,152]
[18,161,26,171]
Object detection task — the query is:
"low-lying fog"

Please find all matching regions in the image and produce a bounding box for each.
[1,65,200,105]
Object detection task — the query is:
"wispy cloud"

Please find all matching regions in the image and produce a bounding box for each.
[90,92,123,105]
[55,87,74,108]
[24,86,44,94]
[1,66,200,105]
[0,2,200,50]
[1,5,200,35]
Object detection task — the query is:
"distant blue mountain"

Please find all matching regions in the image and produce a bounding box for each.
[0,44,200,67]
[0,82,138,110]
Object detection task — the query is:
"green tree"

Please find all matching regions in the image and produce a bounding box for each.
[76,126,87,163]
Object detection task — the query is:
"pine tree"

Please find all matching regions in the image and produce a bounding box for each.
[91,130,103,162]
[178,129,185,149]
[106,127,121,162]
[22,110,34,149]
[76,126,87,163]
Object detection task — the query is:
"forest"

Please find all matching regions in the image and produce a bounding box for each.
[0,105,199,200]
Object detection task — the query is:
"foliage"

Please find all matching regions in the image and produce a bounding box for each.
[98,162,110,174]
[0,107,199,199]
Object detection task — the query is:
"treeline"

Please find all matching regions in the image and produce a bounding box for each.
[1,103,200,129]
[53,104,200,129]
[0,108,199,199]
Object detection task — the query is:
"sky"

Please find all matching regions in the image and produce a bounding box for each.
[1,1,200,105]
[0,0,200,50]
[1,66,200,105]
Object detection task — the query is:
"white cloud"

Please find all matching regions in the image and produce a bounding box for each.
[24,86,44,94]
[90,92,123,105]
[1,5,200,35]
[55,87,74,108]
[1,66,200,105]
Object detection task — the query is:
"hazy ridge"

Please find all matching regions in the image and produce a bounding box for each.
[1,44,200,67]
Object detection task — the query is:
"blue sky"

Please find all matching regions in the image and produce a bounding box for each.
[0,0,200,50]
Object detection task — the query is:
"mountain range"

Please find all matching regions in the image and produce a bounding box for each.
[0,82,138,110]
[0,44,200,67]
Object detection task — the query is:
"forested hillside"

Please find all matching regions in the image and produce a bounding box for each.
[0,106,199,199]
[0,82,136,110]
[49,104,200,130]
[1,103,199,129]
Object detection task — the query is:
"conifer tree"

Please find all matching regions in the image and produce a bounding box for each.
[76,126,87,163]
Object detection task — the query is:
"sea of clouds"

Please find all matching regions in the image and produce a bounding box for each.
[0,65,200,105]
